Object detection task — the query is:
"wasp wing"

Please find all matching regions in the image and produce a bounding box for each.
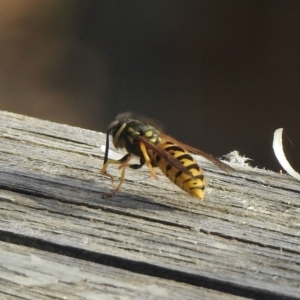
[134,135,193,176]
[160,133,234,174]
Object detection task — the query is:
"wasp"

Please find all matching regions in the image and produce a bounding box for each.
[100,112,234,199]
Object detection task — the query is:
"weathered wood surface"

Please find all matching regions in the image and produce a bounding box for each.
[0,110,299,300]
[1,241,238,300]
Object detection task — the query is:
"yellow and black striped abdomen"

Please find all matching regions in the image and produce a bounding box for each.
[155,142,206,200]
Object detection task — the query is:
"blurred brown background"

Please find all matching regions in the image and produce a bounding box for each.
[1,0,299,171]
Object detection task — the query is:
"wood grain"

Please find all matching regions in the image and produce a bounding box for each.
[0,111,299,299]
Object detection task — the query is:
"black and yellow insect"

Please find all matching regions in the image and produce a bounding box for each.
[100,112,234,199]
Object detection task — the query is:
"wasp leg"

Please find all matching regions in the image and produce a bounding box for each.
[101,148,157,197]
[103,154,136,197]
[127,156,145,170]
[101,153,131,173]
[129,157,158,178]
[139,142,157,179]
[113,155,156,196]
[100,153,131,195]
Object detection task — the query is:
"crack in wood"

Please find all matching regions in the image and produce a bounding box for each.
[0,230,295,300]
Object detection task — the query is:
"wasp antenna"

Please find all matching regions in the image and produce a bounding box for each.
[104,128,114,164]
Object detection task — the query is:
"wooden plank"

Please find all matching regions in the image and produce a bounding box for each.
[1,241,245,300]
[0,110,300,299]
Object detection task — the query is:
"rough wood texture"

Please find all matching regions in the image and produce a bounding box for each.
[0,110,299,300]
[1,241,242,300]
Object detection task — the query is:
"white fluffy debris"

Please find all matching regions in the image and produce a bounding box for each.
[100,145,122,160]
[100,145,141,164]
[222,150,253,167]
[273,128,300,180]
